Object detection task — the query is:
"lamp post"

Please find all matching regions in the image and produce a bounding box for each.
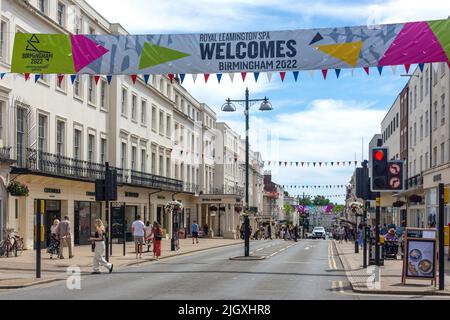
[222,88,273,257]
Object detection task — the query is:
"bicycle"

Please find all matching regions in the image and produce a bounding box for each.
[0,229,24,258]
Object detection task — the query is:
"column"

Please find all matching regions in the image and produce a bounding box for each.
[198,204,202,227]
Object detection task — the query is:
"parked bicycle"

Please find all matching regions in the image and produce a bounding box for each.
[0,229,24,258]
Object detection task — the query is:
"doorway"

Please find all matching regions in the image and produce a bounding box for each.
[74,201,101,245]
[33,200,61,249]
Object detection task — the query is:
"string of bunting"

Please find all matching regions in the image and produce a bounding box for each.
[264,160,360,167]
[0,63,439,85]
[292,194,346,198]
[281,185,349,189]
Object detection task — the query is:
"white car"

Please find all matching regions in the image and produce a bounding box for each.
[312,227,326,239]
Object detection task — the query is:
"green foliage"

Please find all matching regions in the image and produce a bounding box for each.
[283,204,294,214]
[7,181,29,197]
[298,197,313,206]
[313,195,330,206]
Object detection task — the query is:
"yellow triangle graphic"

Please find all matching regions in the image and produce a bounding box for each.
[315,41,363,67]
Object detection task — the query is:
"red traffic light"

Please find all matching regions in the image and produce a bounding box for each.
[374,150,384,161]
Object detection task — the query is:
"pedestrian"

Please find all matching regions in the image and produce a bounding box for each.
[132,215,145,259]
[293,225,299,242]
[56,215,74,259]
[236,225,240,240]
[240,224,245,240]
[280,226,285,240]
[152,221,162,260]
[203,224,209,238]
[267,224,272,240]
[338,225,345,244]
[192,220,199,244]
[47,219,60,259]
[144,221,153,253]
[358,223,363,248]
[89,219,113,274]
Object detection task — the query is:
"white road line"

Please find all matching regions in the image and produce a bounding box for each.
[256,248,263,251]
[331,281,337,291]
[339,281,345,293]
[305,247,310,250]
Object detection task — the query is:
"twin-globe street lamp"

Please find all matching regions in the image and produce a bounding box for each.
[222,88,273,257]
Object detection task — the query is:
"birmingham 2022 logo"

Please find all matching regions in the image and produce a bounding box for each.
[21,34,53,67]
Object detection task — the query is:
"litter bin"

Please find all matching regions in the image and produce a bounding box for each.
[369,237,385,266]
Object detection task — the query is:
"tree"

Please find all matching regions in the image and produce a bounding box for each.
[298,197,313,206]
[313,196,330,206]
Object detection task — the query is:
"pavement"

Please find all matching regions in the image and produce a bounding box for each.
[0,238,243,289]
[333,240,450,296]
[3,238,450,300]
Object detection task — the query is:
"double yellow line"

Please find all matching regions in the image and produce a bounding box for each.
[328,241,337,270]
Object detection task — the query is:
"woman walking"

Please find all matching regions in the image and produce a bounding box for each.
[48,219,60,259]
[152,221,163,260]
[144,221,152,253]
[89,219,113,274]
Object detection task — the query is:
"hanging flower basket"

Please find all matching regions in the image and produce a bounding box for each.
[409,195,422,203]
[209,205,218,211]
[219,206,226,212]
[164,200,183,214]
[7,181,29,197]
[393,200,406,208]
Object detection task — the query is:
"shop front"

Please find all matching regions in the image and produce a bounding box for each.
[74,201,101,245]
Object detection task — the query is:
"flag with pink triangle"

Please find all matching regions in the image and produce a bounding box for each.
[70,35,109,73]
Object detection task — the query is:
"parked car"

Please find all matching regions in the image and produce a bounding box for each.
[312,227,326,239]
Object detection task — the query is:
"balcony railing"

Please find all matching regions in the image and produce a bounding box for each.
[406,174,423,190]
[0,147,13,162]
[183,183,200,194]
[13,148,182,192]
[201,185,245,196]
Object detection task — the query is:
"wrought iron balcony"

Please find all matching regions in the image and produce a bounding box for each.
[406,174,423,190]
[0,147,14,163]
[183,183,200,194]
[202,185,245,196]
[12,148,183,192]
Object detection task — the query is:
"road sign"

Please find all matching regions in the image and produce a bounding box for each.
[389,177,401,189]
[389,164,401,175]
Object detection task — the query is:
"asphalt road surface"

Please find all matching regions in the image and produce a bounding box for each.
[0,239,448,300]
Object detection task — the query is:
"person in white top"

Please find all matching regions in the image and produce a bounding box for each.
[132,215,146,259]
[48,219,60,259]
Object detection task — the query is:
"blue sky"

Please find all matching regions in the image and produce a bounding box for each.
[88,0,450,203]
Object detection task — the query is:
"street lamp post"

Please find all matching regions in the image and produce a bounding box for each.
[222,88,273,257]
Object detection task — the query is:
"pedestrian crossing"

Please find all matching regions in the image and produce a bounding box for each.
[330,280,345,293]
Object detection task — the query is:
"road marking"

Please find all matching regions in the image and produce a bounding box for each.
[256,248,263,251]
[305,246,310,250]
[339,281,345,293]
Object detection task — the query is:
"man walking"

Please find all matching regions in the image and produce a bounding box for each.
[132,215,145,259]
[56,216,74,259]
[191,220,199,244]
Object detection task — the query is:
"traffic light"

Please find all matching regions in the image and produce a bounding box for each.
[371,147,388,191]
[105,170,118,201]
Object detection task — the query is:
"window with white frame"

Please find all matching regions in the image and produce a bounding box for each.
[0,101,4,140]
[151,152,156,174]
[131,94,137,121]
[16,108,26,165]
[166,115,171,137]
[74,129,82,160]
[121,142,127,169]
[100,80,108,109]
[56,74,66,91]
[57,2,66,27]
[151,106,156,131]
[121,88,128,115]
[73,75,82,98]
[441,143,445,164]
[425,111,429,136]
[0,20,8,62]
[38,114,48,153]
[433,146,437,167]
[38,0,46,13]
[141,100,147,125]
[159,155,164,176]
[441,94,445,126]
[131,146,137,171]
[166,158,170,177]
[433,101,438,130]
[141,149,146,172]
[56,120,65,156]
[420,116,423,141]
[100,138,107,164]
[88,76,96,104]
[159,111,164,134]
[420,77,423,102]
[87,134,95,163]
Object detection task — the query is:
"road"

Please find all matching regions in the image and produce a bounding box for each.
[0,239,448,300]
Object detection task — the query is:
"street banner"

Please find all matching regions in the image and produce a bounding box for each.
[11,19,450,75]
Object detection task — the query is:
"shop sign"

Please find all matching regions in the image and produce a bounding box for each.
[433,174,442,182]
[44,188,61,194]
[157,196,166,200]
[86,192,96,197]
[125,192,139,198]
[202,198,222,202]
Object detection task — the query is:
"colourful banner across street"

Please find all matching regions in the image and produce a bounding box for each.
[11,19,450,75]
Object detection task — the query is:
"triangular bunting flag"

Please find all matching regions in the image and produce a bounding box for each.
[331,162,334,166]
[0,73,5,80]
[192,74,198,83]
[418,63,425,73]
[377,66,383,75]
[335,69,341,78]
[107,75,113,85]
[280,72,286,82]
[34,74,41,83]
[228,73,235,82]
[296,162,299,167]
[284,162,288,166]
[94,75,101,85]
[70,75,77,84]
[131,74,137,84]
[279,162,282,166]
[168,74,175,83]
[254,72,260,82]
[266,72,273,82]
[293,71,299,82]
[216,73,223,83]
[301,162,304,167]
[179,74,186,84]
[24,73,30,81]
[313,162,316,167]
[57,74,65,85]
[241,72,247,82]
[364,67,370,75]
[348,161,351,166]
[321,69,328,79]
[404,64,411,74]
[354,161,358,166]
